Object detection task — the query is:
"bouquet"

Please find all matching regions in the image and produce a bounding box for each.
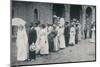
[29,43,36,51]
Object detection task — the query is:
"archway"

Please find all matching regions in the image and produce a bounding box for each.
[34,9,38,23]
[53,4,65,24]
[53,4,65,18]
[70,5,82,23]
[86,7,92,38]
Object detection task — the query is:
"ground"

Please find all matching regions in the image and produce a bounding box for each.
[11,39,96,66]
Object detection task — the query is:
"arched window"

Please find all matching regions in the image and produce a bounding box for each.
[34,9,38,23]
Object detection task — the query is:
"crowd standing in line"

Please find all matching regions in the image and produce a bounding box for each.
[12,15,95,62]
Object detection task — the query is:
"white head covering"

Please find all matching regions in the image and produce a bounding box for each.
[58,18,65,27]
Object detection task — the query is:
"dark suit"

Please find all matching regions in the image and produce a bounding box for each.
[28,28,37,60]
[64,26,70,47]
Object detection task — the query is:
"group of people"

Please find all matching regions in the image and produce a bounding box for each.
[12,15,95,62]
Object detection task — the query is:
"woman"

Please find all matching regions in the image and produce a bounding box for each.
[16,24,28,61]
[53,24,59,51]
[69,24,76,46]
[39,24,49,55]
[48,24,54,52]
[78,23,82,41]
[90,24,95,43]
[58,25,66,49]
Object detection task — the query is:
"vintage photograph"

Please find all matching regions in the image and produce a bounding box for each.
[11,0,96,67]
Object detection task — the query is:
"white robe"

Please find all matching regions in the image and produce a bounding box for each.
[40,28,49,54]
[35,27,41,53]
[58,18,65,27]
[48,26,53,34]
[58,27,66,48]
[90,26,95,42]
[16,27,28,61]
[69,27,76,44]
[53,26,59,51]
[78,24,81,41]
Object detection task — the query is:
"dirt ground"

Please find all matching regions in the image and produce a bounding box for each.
[11,39,96,66]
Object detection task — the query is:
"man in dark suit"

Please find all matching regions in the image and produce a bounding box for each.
[64,22,70,47]
[28,22,37,61]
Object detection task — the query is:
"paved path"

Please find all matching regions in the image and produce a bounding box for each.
[12,39,96,66]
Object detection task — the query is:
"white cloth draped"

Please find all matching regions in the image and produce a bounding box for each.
[58,18,65,26]
[39,28,49,54]
[58,27,66,48]
[53,26,59,51]
[16,27,28,61]
[35,27,41,53]
[69,27,76,44]
[90,26,95,43]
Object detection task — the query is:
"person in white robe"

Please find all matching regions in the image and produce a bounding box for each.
[78,23,82,41]
[69,24,76,46]
[16,24,28,61]
[58,25,66,49]
[39,24,49,55]
[90,24,95,43]
[35,22,41,54]
[58,17,65,27]
[53,24,59,51]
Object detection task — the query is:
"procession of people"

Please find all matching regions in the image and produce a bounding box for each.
[12,14,95,62]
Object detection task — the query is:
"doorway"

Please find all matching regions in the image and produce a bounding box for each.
[53,4,65,18]
[70,5,82,22]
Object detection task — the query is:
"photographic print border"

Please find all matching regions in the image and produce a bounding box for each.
[10,0,96,67]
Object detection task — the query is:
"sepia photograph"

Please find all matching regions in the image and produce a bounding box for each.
[11,0,96,67]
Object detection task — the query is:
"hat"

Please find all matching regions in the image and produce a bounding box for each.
[12,18,26,26]
[72,18,77,22]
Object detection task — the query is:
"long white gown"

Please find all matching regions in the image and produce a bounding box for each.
[69,27,76,44]
[53,26,59,51]
[78,24,81,41]
[40,27,49,54]
[90,26,95,42]
[16,27,28,61]
[35,26,41,53]
[58,27,66,48]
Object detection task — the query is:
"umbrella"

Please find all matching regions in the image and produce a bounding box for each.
[12,18,26,26]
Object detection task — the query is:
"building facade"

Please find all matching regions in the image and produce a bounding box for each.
[12,1,96,39]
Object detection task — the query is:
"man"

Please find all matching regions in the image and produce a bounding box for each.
[28,22,37,61]
[64,22,70,47]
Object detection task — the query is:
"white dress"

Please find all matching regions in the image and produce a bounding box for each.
[35,26,41,53]
[40,28,49,54]
[69,27,76,44]
[16,28,28,61]
[53,26,59,51]
[58,27,66,48]
[47,26,53,34]
[90,26,95,42]
[78,24,81,41]
[58,18,65,27]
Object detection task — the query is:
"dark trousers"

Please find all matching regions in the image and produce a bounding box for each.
[29,51,36,60]
[75,34,78,44]
[48,40,54,52]
[65,36,69,47]
[84,30,87,39]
